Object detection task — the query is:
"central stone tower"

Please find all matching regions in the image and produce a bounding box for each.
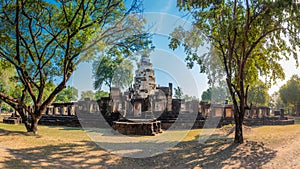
[132,54,156,98]
[128,54,157,118]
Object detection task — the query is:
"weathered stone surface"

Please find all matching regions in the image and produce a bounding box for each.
[112,121,162,136]
[3,117,21,125]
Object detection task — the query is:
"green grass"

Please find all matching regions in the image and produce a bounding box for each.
[1,123,300,168]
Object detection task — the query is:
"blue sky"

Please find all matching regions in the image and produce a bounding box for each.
[71,0,300,98]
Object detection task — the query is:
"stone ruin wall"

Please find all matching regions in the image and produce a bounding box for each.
[3,97,295,128]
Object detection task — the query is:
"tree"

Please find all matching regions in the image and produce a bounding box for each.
[54,86,78,103]
[270,91,284,111]
[0,59,17,113]
[183,94,199,101]
[80,90,95,101]
[279,75,300,115]
[93,33,154,91]
[95,90,109,100]
[93,55,134,91]
[0,0,146,134]
[174,86,183,99]
[201,86,228,104]
[170,0,299,143]
[201,89,211,102]
[247,80,270,106]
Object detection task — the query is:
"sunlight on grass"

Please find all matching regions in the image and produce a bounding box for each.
[1,122,300,168]
[2,123,300,145]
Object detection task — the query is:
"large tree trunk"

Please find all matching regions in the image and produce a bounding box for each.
[234,111,244,143]
[30,117,39,135]
[17,107,42,134]
[17,107,32,132]
[29,108,45,135]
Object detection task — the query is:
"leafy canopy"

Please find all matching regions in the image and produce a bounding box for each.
[170,0,300,143]
[93,55,134,91]
[201,86,229,103]
[92,32,154,91]
[0,0,146,133]
[247,80,270,106]
[174,86,184,99]
[279,75,300,106]
[170,0,299,87]
[54,86,78,103]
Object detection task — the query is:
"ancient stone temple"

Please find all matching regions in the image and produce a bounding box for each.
[128,53,157,118]
[98,53,177,135]
[133,53,156,97]
[102,53,174,120]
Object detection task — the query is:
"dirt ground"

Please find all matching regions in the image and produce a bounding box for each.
[0,123,300,169]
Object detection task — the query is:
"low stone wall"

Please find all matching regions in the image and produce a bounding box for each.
[112,121,162,136]
[3,117,22,125]
[37,115,81,127]
[243,118,295,126]
[20,113,295,131]
[160,117,294,130]
[37,113,112,128]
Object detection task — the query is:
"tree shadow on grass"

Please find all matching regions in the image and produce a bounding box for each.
[2,131,277,168]
[105,136,277,169]
[0,128,31,136]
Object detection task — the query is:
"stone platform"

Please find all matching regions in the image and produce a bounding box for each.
[112,120,162,136]
[3,117,22,125]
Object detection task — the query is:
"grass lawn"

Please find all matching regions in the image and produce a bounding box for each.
[1,123,300,168]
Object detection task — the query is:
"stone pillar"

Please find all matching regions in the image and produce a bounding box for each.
[75,105,79,116]
[67,105,72,116]
[45,107,49,115]
[63,106,67,115]
[280,108,285,119]
[167,95,172,112]
[50,106,54,115]
[151,97,155,114]
[59,106,64,116]
[53,107,58,116]
[191,100,198,114]
[126,101,133,117]
[266,108,270,117]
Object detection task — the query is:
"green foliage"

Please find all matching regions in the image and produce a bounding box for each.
[270,91,284,110]
[183,94,199,101]
[170,0,300,143]
[112,59,134,89]
[0,0,145,133]
[173,86,198,101]
[279,75,300,106]
[247,80,270,106]
[0,59,17,95]
[170,1,299,87]
[174,86,184,99]
[11,82,56,105]
[201,89,211,102]
[201,86,229,103]
[93,55,134,90]
[54,86,78,103]
[95,90,109,100]
[80,90,95,101]
[80,90,109,101]
[92,32,154,91]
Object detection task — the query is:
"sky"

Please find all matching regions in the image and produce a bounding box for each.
[71,0,300,99]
